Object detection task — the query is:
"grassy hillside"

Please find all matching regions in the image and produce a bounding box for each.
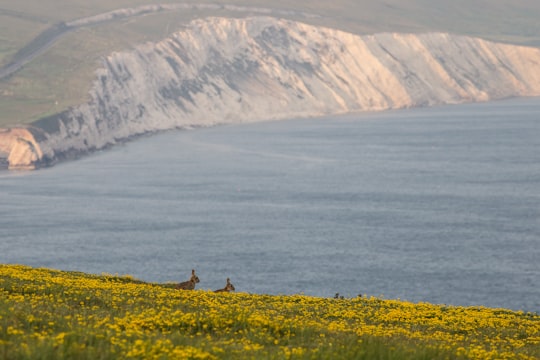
[1,0,540,127]
[1,265,539,359]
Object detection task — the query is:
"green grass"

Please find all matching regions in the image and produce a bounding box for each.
[1,0,540,127]
[1,264,539,359]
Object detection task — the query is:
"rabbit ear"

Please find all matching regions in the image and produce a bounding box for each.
[226,278,230,283]
[192,269,196,275]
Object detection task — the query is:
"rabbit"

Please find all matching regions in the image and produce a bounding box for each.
[176,269,200,290]
[214,277,235,292]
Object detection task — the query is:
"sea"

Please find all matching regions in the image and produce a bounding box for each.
[1,97,539,312]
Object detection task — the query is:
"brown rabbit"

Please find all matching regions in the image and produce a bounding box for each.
[214,277,235,293]
[176,269,200,290]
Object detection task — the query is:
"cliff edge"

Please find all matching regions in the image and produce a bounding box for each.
[3,17,540,169]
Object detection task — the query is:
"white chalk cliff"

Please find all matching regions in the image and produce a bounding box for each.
[2,17,540,169]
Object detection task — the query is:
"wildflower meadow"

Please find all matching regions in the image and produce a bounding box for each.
[0,264,539,359]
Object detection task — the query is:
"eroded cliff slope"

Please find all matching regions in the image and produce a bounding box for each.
[3,17,540,169]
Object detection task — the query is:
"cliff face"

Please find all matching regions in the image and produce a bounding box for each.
[4,17,540,169]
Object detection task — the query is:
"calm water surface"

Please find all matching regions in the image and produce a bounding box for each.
[1,98,539,311]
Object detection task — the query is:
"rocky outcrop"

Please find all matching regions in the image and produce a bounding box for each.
[3,17,540,169]
[0,127,48,170]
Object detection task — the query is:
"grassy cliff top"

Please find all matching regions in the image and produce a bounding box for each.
[1,0,540,127]
[1,264,539,359]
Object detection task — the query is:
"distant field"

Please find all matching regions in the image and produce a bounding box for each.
[1,0,540,127]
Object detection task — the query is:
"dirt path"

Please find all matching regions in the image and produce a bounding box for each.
[0,23,73,80]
